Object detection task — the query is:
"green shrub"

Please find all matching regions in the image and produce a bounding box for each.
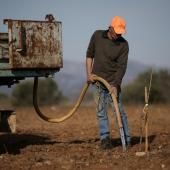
[122,69,170,104]
[11,78,65,106]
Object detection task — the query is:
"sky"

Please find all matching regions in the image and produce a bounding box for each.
[0,0,170,68]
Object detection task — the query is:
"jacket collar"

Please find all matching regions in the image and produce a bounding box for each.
[103,30,109,38]
[103,30,123,42]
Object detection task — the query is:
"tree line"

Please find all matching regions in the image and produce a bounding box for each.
[0,69,170,105]
[122,69,170,104]
[1,78,66,106]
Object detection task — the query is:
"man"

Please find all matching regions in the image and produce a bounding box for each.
[86,16,131,149]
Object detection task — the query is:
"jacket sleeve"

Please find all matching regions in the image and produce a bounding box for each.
[86,31,96,58]
[111,42,129,87]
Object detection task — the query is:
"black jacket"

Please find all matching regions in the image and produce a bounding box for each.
[86,30,129,89]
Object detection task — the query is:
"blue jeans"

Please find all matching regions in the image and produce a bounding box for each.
[93,82,131,144]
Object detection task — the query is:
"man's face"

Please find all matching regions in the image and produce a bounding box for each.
[108,26,121,40]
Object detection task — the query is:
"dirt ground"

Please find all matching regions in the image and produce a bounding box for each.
[0,104,170,170]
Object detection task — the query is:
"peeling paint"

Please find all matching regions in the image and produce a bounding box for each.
[5,19,63,69]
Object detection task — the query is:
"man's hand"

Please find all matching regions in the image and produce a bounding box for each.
[87,74,96,84]
[109,86,118,97]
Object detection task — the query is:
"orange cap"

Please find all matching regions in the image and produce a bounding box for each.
[110,16,126,34]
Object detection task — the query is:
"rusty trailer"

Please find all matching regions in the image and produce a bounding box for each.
[0,15,63,132]
[0,15,63,86]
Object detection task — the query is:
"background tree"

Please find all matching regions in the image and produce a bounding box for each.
[0,93,8,100]
[122,69,170,104]
[11,78,66,106]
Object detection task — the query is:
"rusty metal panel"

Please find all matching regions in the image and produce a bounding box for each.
[5,20,63,69]
[0,33,9,59]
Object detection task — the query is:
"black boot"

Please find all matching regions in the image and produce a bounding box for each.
[101,136,113,149]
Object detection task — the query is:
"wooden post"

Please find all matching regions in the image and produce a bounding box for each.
[144,86,149,153]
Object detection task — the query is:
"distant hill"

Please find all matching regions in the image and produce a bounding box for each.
[0,59,149,100]
[124,60,149,83]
